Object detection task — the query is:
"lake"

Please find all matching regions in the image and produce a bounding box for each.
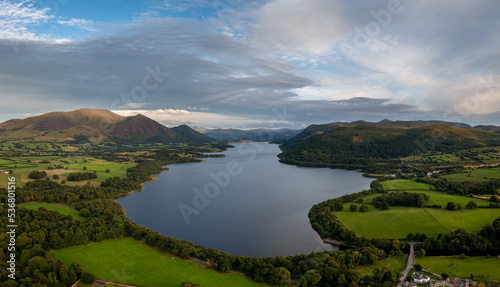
[117,142,373,257]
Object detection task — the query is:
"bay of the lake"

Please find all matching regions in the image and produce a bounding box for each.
[117,142,373,257]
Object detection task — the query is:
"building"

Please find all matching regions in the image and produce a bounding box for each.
[414,272,431,284]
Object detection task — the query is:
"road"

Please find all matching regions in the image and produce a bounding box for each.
[397,242,416,287]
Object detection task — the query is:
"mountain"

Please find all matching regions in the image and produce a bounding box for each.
[201,128,301,143]
[279,122,500,168]
[474,125,500,133]
[0,109,214,144]
[281,119,474,150]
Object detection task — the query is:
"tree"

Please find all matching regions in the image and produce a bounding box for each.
[106,168,111,173]
[414,264,423,272]
[301,269,322,286]
[360,205,369,212]
[79,208,91,218]
[269,267,291,286]
[466,201,478,209]
[350,205,358,212]
[81,271,95,284]
[441,272,449,280]
[446,201,457,210]
[53,174,60,180]
[381,201,390,210]
[83,166,87,170]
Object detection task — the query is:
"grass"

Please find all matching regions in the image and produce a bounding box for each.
[363,190,491,207]
[442,168,500,182]
[416,256,500,281]
[355,256,407,277]
[51,238,267,287]
[336,204,500,239]
[0,156,136,187]
[381,180,432,191]
[19,203,88,221]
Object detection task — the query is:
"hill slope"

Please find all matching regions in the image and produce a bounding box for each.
[0,109,214,144]
[281,120,473,150]
[279,123,500,169]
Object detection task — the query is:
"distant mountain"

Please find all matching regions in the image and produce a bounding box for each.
[201,128,301,143]
[279,121,500,169]
[281,119,474,150]
[473,125,500,133]
[0,109,214,144]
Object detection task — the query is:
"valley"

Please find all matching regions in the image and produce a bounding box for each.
[1,111,500,287]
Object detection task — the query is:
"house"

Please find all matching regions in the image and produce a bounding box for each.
[427,172,433,177]
[414,272,430,284]
[0,170,9,174]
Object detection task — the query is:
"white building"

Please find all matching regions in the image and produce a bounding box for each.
[413,272,430,284]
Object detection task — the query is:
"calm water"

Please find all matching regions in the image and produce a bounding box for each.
[117,142,373,257]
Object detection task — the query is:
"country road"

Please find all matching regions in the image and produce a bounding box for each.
[397,242,417,287]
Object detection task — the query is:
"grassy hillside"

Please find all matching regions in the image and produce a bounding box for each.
[334,180,500,239]
[19,203,87,221]
[0,109,214,144]
[416,256,500,281]
[335,205,500,239]
[279,124,500,169]
[51,238,266,287]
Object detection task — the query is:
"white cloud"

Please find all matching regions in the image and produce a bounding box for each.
[117,102,149,109]
[112,109,293,129]
[57,18,94,31]
[0,0,54,39]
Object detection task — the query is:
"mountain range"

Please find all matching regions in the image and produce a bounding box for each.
[0,109,214,144]
[279,120,500,168]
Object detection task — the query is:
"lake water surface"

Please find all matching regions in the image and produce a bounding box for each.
[117,142,373,257]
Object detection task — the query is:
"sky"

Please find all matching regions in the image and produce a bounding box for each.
[0,0,499,129]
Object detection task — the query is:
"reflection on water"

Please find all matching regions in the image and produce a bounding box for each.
[117,142,373,257]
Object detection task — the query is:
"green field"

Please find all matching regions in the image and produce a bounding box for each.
[51,238,267,287]
[381,180,432,191]
[355,256,407,277]
[442,168,500,182]
[363,189,491,207]
[416,256,500,281]
[336,204,500,239]
[0,156,136,187]
[19,203,88,221]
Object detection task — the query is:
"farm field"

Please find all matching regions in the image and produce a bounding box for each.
[416,256,500,281]
[336,205,500,239]
[336,179,500,239]
[355,256,407,277]
[51,238,267,287]
[363,189,491,207]
[442,168,500,182]
[0,155,136,187]
[19,203,88,221]
[381,180,432,191]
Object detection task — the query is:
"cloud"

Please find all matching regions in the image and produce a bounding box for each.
[117,103,149,109]
[0,0,499,128]
[57,18,95,31]
[0,0,54,39]
[112,109,290,128]
[252,0,350,56]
